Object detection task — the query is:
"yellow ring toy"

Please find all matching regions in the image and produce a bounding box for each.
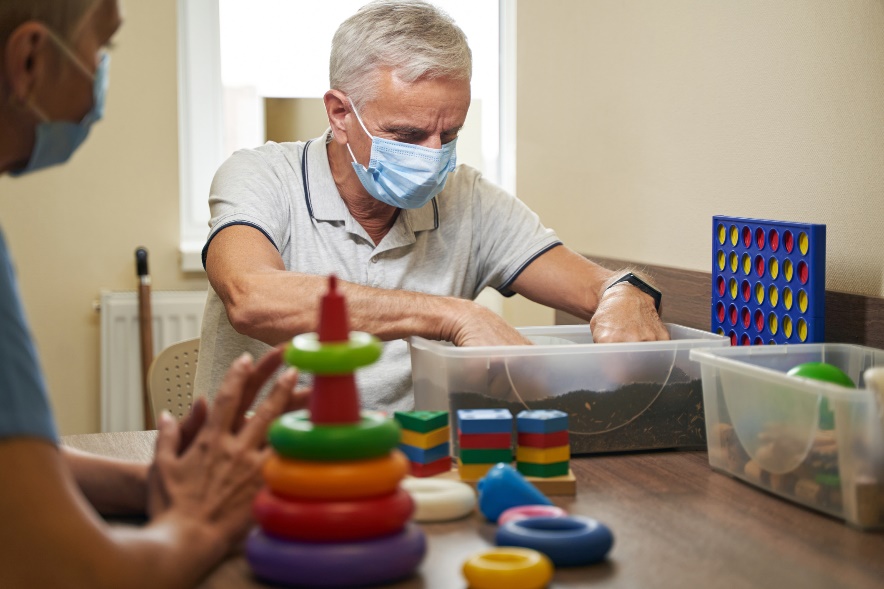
[264,450,409,500]
[462,547,553,589]
[284,331,381,375]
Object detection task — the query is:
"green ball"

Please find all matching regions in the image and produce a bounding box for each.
[786,362,855,388]
[786,362,854,430]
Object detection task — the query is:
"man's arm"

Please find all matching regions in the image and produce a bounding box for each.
[509,245,669,342]
[205,224,531,347]
[0,350,305,589]
[62,446,148,516]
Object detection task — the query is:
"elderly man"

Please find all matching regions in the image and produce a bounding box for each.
[195,0,668,411]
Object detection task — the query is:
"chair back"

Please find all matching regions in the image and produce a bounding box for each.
[148,337,200,422]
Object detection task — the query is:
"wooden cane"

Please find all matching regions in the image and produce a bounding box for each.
[136,247,155,430]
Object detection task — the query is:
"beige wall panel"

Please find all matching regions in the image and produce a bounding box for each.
[516,0,884,296]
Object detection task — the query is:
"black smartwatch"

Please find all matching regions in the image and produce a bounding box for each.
[605,272,662,312]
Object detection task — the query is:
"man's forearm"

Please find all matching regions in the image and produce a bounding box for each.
[215,270,475,346]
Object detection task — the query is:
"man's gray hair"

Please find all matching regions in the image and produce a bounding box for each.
[330,0,472,107]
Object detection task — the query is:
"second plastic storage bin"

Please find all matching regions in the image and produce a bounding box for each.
[690,343,884,529]
[409,324,728,454]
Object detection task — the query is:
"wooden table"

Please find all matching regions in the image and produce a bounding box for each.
[62,431,884,589]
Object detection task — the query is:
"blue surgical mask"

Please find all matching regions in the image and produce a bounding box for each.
[11,35,110,177]
[346,102,457,209]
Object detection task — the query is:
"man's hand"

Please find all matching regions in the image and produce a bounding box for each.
[146,351,304,553]
[589,277,670,343]
[444,300,532,347]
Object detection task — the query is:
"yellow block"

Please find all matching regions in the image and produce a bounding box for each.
[400,426,450,449]
[457,459,496,481]
[516,445,570,465]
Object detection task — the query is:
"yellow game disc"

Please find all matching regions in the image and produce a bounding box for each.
[462,547,553,589]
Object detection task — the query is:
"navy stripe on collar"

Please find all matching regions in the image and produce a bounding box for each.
[301,139,315,218]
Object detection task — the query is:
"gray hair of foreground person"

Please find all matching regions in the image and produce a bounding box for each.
[329,0,472,108]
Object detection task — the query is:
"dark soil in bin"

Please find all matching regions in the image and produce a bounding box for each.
[449,367,705,455]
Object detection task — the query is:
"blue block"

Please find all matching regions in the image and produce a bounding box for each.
[457,409,513,434]
[398,442,450,464]
[516,410,569,434]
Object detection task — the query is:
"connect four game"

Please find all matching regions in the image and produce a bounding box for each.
[711,215,825,346]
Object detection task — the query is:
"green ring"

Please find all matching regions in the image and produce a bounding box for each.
[269,410,401,461]
[284,331,382,374]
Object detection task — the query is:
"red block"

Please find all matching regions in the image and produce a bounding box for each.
[517,430,569,448]
[458,431,512,449]
[408,456,452,478]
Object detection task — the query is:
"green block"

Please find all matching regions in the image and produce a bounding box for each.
[459,448,513,465]
[517,460,569,478]
[394,411,449,433]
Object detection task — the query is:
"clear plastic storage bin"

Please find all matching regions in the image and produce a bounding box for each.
[408,324,728,454]
[690,344,884,529]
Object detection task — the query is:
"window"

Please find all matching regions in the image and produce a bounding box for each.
[178,0,515,272]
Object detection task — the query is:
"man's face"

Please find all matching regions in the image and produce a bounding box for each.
[347,68,471,166]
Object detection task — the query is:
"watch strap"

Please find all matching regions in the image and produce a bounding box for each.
[605,272,662,312]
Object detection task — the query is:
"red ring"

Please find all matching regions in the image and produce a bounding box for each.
[253,486,415,542]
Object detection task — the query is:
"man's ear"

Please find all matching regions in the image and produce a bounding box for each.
[323,89,350,146]
[4,22,51,104]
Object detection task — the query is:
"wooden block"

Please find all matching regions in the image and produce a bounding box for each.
[743,460,769,486]
[516,444,570,465]
[400,426,450,449]
[854,478,882,528]
[394,411,449,433]
[434,466,577,496]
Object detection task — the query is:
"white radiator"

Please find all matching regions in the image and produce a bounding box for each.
[99,290,207,432]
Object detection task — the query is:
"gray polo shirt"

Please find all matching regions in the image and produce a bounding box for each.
[194,131,561,412]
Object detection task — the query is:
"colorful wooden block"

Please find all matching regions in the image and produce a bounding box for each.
[517,430,569,448]
[711,216,825,346]
[408,456,452,478]
[457,409,513,434]
[516,445,570,465]
[457,459,496,481]
[459,448,513,465]
[398,442,450,464]
[394,411,449,433]
[517,461,570,478]
[459,431,512,449]
[400,426,450,449]
[516,410,568,434]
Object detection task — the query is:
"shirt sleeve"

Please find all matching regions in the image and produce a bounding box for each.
[464,167,562,296]
[0,230,58,443]
[201,143,296,269]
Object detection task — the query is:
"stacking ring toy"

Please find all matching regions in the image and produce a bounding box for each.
[263,450,409,500]
[497,504,568,526]
[269,410,400,461]
[247,523,426,587]
[253,486,414,542]
[462,547,553,589]
[496,515,614,566]
[285,331,381,374]
[400,477,476,522]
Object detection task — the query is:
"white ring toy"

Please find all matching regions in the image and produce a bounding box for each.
[401,477,476,523]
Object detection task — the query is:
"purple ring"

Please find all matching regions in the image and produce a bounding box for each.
[246,523,426,587]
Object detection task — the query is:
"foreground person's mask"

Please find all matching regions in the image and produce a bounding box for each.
[346,101,457,209]
[11,32,110,177]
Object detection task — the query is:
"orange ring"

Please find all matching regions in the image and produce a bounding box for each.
[264,450,409,500]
